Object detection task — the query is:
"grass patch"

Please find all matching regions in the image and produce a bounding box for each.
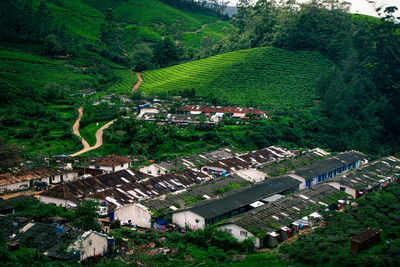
[79,121,108,147]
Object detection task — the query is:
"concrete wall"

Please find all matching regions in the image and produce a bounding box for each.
[217,224,261,248]
[288,174,306,188]
[69,231,108,261]
[172,211,206,230]
[114,203,152,228]
[89,163,129,172]
[140,164,166,176]
[39,195,77,208]
[327,182,356,198]
[0,180,29,193]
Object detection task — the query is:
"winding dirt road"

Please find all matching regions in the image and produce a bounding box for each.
[131,72,142,94]
[69,108,116,157]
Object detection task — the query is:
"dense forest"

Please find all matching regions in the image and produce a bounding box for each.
[224,0,400,156]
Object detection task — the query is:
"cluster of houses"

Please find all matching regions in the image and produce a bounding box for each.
[1,147,399,252]
[136,104,268,125]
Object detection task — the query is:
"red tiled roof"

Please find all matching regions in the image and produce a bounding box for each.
[92,154,132,167]
[178,105,266,115]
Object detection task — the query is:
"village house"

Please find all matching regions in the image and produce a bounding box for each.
[39,168,151,208]
[0,167,78,193]
[172,176,301,230]
[140,148,236,176]
[142,174,251,228]
[201,146,294,177]
[178,105,267,119]
[87,169,209,228]
[216,184,348,248]
[0,216,111,262]
[326,156,400,198]
[0,195,38,215]
[88,154,132,172]
[287,151,366,189]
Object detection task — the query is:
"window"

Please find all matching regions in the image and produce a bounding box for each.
[121,164,124,167]
[240,231,248,237]
[306,179,313,188]
[95,166,100,169]
[225,228,232,233]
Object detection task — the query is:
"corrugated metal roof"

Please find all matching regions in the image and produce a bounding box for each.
[186,176,300,218]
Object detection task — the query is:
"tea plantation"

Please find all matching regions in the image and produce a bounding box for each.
[140,47,332,110]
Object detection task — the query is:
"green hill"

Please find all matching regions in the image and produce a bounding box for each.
[31,0,222,50]
[140,47,332,110]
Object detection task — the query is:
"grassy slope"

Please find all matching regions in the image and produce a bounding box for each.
[31,0,222,51]
[79,121,108,147]
[141,47,332,110]
[180,21,235,49]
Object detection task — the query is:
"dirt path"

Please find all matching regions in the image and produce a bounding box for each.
[131,72,142,94]
[72,107,90,151]
[69,108,116,157]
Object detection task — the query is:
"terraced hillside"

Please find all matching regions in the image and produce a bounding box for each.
[140,47,333,109]
[34,0,220,48]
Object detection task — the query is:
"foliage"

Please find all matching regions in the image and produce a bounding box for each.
[215,182,248,195]
[141,46,332,110]
[0,140,24,173]
[280,184,400,266]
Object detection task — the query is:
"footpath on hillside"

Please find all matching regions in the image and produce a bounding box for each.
[69,107,115,157]
[132,72,142,94]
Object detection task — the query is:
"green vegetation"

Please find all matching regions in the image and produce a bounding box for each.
[180,21,236,49]
[110,227,255,266]
[280,184,400,266]
[79,121,108,147]
[215,182,249,195]
[141,47,332,109]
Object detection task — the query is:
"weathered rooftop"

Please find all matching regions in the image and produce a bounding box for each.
[92,154,132,167]
[0,195,38,214]
[292,151,365,179]
[0,168,73,186]
[143,174,250,214]
[225,184,347,237]
[329,157,400,190]
[0,216,29,240]
[178,105,266,115]
[40,169,151,202]
[350,227,381,244]
[86,169,209,207]
[185,176,301,219]
[203,146,294,171]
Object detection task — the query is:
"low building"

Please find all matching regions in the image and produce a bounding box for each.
[326,156,400,198]
[0,168,78,193]
[217,184,348,248]
[88,169,209,228]
[7,221,110,261]
[140,148,236,176]
[39,168,151,208]
[201,146,294,176]
[350,228,381,253]
[288,151,366,189]
[172,176,300,229]
[178,105,267,119]
[89,154,132,172]
[0,195,38,215]
[143,174,250,227]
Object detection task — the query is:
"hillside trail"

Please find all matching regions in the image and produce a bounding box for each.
[131,72,142,94]
[69,107,116,157]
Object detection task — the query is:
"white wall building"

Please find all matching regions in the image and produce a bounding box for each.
[172,210,206,230]
[217,223,261,248]
[69,231,110,261]
[89,154,132,172]
[114,203,152,228]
